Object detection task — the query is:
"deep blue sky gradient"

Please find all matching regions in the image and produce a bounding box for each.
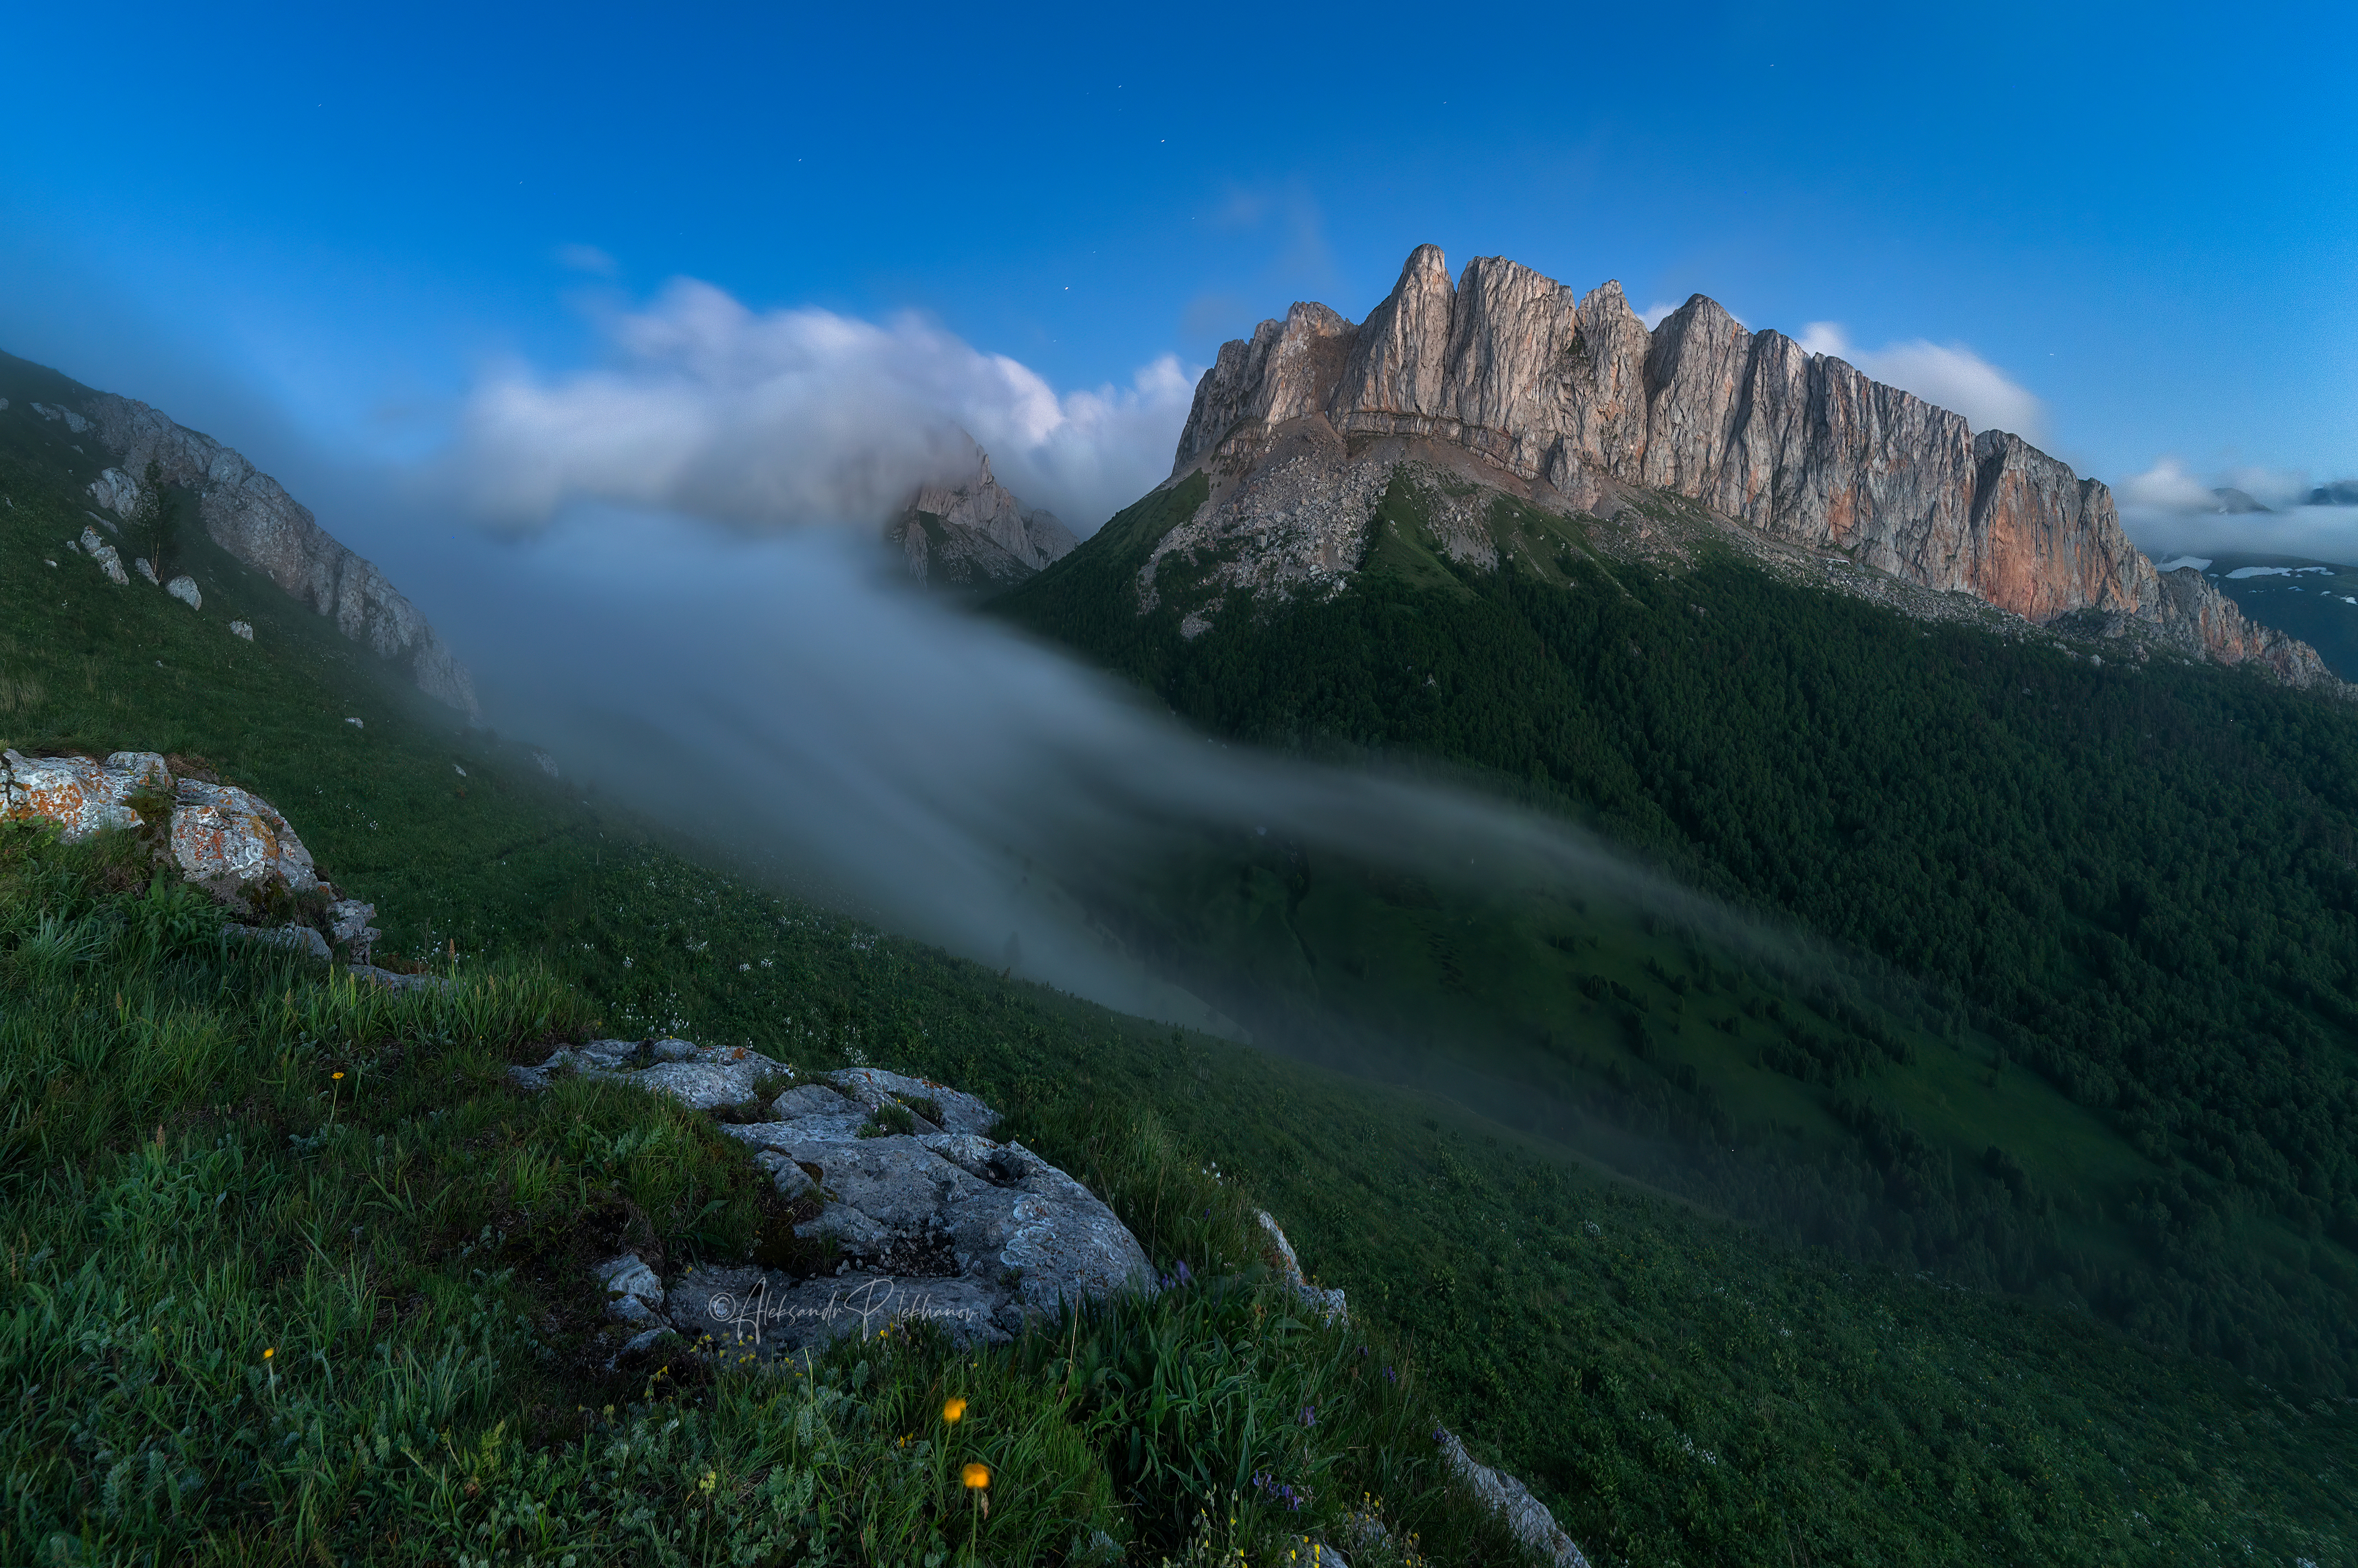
[3,0,2352,496]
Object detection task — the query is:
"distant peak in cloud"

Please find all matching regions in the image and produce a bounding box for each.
[1795,322,2044,438]
[553,243,619,277]
[453,278,1196,533]
[2121,456,2219,513]
[2120,457,2313,515]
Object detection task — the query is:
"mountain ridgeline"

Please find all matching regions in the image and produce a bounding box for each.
[1149,243,2332,685]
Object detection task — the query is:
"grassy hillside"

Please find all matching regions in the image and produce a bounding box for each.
[996,468,2358,1399]
[5,374,2354,1564]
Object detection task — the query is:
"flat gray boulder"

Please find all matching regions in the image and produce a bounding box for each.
[517,1051,1156,1363]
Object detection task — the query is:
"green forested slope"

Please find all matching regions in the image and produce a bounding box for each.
[996,473,2358,1396]
[6,372,2353,1564]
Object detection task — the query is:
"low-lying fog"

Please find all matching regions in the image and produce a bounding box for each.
[433,505,1753,1032]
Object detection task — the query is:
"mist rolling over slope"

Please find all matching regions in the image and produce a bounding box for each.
[448,505,1783,1040]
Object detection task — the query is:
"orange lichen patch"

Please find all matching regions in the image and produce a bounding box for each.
[168,779,319,889]
[1,751,156,840]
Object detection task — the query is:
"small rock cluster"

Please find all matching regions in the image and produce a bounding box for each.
[69,523,216,626]
[1,749,378,962]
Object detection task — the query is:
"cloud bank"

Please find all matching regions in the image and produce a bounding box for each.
[453,280,1197,534]
[2117,455,2358,563]
[1796,323,2044,438]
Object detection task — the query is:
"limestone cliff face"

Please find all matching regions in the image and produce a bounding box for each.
[1170,246,2336,688]
[887,446,1077,589]
[82,396,481,719]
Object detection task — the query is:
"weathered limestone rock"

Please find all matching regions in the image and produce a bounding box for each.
[595,1253,666,1326]
[327,898,379,962]
[1176,302,1360,475]
[78,394,480,719]
[887,445,1077,587]
[1164,244,2343,690]
[171,779,319,890]
[135,557,159,586]
[1433,1428,1592,1568]
[228,620,254,641]
[0,750,169,839]
[165,575,201,610]
[228,923,331,962]
[507,1037,790,1111]
[1254,1210,1349,1325]
[522,1053,1155,1362]
[77,526,128,585]
[87,467,140,515]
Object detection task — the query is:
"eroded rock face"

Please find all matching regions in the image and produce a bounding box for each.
[888,446,1077,587]
[78,395,480,719]
[1164,246,2340,689]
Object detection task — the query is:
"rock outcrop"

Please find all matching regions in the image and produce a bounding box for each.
[75,397,480,719]
[1164,246,2337,688]
[75,525,129,586]
[511,1049,1155,1360]
[886,445,1077,588]
[1254,1208,1591,1567]
[2,749,375,960]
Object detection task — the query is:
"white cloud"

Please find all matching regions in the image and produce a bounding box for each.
[1638,300,1682,329]
[2120,456,2221,513]
[1796,323,2044,438]
[2221,464,2312,511]
[553,243,618,277]
[453,278,1197,533]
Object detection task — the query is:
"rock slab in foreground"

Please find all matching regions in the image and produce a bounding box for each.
[509,1051,1154,1359]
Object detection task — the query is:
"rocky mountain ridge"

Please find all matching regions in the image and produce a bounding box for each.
[5,369,480,719]
[79,396,481,717]
[1161,246,2336,688]
[886,444,1076,588]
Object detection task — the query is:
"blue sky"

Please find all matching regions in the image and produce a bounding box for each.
[4,0,2353,533]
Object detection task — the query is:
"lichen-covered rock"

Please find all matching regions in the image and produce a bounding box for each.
[1,750,170,840]
[77,526,128,585]
[165,575,201,610]
[170,779,319,890]
[87,467,141,515]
